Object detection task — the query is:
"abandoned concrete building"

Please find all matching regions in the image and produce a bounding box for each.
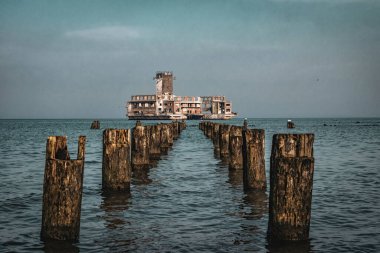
[127,71,237,120]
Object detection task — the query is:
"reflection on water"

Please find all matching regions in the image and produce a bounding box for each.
[228,169,243,187]
[149,159,159,168]
[266,239,313,253]
[213,148,220,160]
[101,191,131,230]
[132,169,152,185]
[100,191,136,251]
[243,190,268,220]
[43,239,79,253]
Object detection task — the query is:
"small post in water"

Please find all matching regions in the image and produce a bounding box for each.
[90,120,100,129]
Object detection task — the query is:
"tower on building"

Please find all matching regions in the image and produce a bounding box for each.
[155,71,174,96]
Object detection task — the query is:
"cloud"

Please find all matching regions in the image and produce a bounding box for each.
[65,25,141,41]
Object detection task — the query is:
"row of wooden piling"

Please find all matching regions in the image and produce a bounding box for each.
[199,120,315,242]
[41,120,186,242]
[199,121,267,191]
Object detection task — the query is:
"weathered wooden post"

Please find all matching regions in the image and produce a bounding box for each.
[212,123,220,158]
[199,121,204,131]
[181,119,186,132]
[229,126,243,170]
[203,122,208,137]
[207,122,213,139]
[90,120,100,129]
[268,134,314,241]
[168,124,174,147]
[131,125,150,172]
[160,124,171,155]
[102,129,131,192]
[41,136,86,242]
[219,124,231,162]
[172,121,179,140]
[148,124,161,161]
[242,128,266,191]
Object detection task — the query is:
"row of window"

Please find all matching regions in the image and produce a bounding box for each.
[132,95,155,101]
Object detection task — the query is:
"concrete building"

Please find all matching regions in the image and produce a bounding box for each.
[127,71,236,120]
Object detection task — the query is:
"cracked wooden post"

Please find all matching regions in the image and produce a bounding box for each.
[102,129,131,192]
[168,124,174,147]
[172,121,179,140]
[212,123,220,158]
[204,122,210,137]
[148,124,161,161]
[229,126,243,170]
[207,122,213,139]
[242,128,266,191]
[199,121,204,132]
[41,136,86,242]
[131,125,150,173]
[180,120,186,132]
[268,133,315,241]
[160,124,171,155]
[219,124,231,162]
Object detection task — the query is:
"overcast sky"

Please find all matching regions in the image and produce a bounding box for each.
[0,0,379,118]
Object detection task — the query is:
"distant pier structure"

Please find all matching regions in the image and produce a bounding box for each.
[126,71,237,120]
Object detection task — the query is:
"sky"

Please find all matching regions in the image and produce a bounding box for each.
[0,0,379,118]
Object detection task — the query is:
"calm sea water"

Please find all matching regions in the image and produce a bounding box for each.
[0,118,379,252]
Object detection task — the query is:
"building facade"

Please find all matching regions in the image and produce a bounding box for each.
[127,71,236,120]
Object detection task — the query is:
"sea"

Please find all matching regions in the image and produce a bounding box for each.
[0,118,379,253]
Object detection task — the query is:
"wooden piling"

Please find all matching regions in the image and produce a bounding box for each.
[41,136,86,242]
[199,121,204,131]
[242,129,266,191]
[287,120,295,129]
[148,124,161,161]
[90,120,100,129]
[131,125,150,171]
[172,122,179,140]
[268,134,315,241]
[160,124,171,155]
[102,129,131,192]
[229,126,243,170]
[212,123,220,157]
[180,120,186,132]
[219,124,231,162]
[168,124,174,147]
[206,122,211,138]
